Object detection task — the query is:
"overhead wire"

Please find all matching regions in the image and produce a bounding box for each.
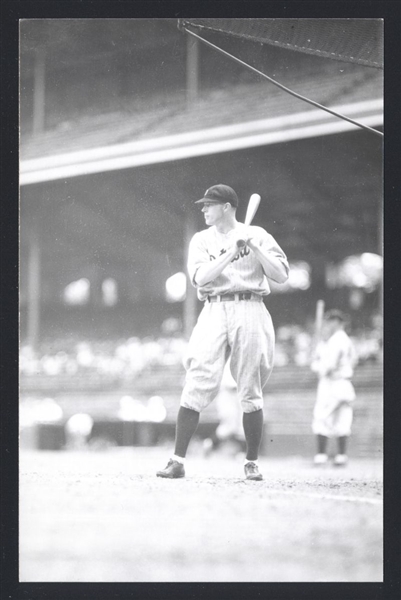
[180,23,383,138]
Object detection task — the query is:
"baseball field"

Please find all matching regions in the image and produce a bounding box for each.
[19,446,383,583]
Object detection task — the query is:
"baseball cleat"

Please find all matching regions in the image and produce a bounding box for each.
[244,461,263,481]
[156,459,185,479]
[333,454,348,467]
[313,453,329,466]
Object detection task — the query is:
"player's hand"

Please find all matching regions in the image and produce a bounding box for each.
[230,226,252,249]
[225,237,242,257]
[237,231,260,251]
[237,226,261,250]
[245,236,260,251]
[226,227,250,254]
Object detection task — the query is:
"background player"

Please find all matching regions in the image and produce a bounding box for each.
[202,359,246,458]
[311,309,358,467]
[157,184,289,481]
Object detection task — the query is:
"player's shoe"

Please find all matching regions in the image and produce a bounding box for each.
[313,453,329,466]
[156,459,185,479]
[333,454,348,467]
[244,461,263,481]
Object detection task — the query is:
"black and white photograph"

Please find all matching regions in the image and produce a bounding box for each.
[13,12,390,588]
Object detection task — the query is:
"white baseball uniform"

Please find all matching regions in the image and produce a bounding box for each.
[180,224,289,414]
[311,329,357,437]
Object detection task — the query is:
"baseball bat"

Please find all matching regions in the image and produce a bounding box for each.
[313,299,325,349]
[236,193,261,247]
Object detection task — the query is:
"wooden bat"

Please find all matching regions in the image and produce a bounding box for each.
[313,299,325,351]
[236,193,261,247]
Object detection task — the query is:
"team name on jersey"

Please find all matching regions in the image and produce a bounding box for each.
[208,246,250,262]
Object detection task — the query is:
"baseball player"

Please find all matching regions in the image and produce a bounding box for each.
[310,309,358,467]
[157,184,289,480]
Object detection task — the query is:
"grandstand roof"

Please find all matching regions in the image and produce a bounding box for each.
[18,20,384,325]
[20,67,382,185]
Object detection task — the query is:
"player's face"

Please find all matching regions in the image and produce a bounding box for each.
[323,319,339,339]
[201,202,225,226]
[321,321,332,340]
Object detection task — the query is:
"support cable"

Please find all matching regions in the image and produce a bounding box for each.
[180,23,383,138]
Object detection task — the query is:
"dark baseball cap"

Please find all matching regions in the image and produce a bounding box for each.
[324,309,347,322]
[195,184,239,208]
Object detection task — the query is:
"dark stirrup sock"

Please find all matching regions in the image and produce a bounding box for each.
[317,434,329,454]
[174,406,200,458]
[337,436,348,455]
[243,409,264,462]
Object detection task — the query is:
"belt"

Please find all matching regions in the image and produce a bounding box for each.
[207,292,262,302]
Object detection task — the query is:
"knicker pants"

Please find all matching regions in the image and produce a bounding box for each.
[312,378,355,437]
[180,300,275,414]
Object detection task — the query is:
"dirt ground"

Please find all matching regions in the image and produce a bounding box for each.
[19,447,383,583]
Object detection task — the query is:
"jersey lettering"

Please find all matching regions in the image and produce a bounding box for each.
[208,247,250,262]
[231,247,250,261]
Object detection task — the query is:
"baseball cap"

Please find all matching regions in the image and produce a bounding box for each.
[195,184,239,208]
[324,309,347,322]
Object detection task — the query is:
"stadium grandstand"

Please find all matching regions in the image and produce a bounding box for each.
[19,19,383,457]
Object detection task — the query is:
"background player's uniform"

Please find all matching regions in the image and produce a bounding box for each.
[214,362,244,442]
[311,329,357,438]
[181,224,289,414]
[202,360,246,456]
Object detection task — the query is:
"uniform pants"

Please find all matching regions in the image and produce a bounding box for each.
[181,300,275,413]
[312,378,355,437]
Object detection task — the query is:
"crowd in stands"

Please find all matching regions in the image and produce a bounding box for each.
[19,336,187,379]
[274,324,382,367]
[20,323,382,380]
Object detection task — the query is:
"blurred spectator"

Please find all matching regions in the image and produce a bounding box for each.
[118,395,148,422]
[19,319,382,382]
[19,336,188,379]
[20,396,64,427]
[276,325,313,366]
[147,396,167,423]
[117,395,167,423]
